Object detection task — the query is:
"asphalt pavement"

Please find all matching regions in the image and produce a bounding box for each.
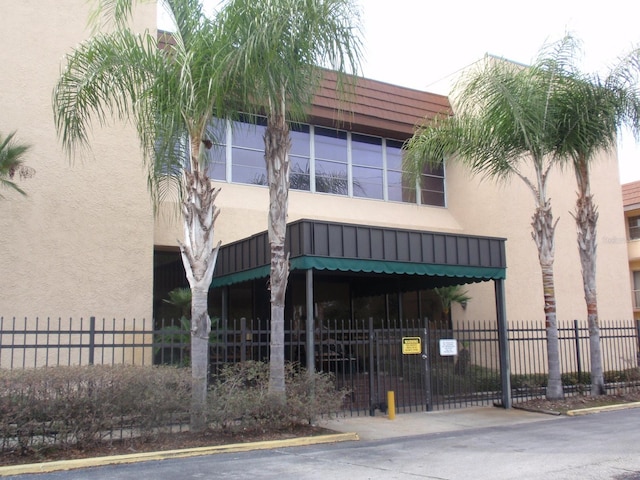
[0,407,640,480]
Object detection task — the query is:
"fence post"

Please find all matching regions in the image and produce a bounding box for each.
[423,316,433,411]
[305,269,315,377]
[240,317,247,363]
[574,319,582,384]
[88,316,96,366]
[636,320,640,367]
[368,317,376,416]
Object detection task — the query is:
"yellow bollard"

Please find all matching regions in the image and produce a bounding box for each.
[387,391,396,420]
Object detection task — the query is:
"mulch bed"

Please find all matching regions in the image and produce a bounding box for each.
[514,391,640,415]
[0,424,335,467]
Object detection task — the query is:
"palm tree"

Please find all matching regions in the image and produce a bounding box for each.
[0,131,32,198]
[405,45,573,400]
[548,38,640,395]
[434,285,471,326]
[53,0,230,431]
[216,0,362,399]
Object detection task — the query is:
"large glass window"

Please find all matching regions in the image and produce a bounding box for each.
[206,118,227,181]
[629,215,640,240]
[315,127,348,195]
[289,123,311,191]
[352,133,383,199]
[231,118,268,185]
[633,271,640,309]
[387,140,416,203]
[420,163,446,207]
[208,117,446,207]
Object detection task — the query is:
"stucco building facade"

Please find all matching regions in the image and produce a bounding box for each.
[1,1,633,333]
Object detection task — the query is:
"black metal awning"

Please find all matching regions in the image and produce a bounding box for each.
[211,219,506,288]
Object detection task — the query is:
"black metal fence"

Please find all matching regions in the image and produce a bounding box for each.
[0,317,153,369]
[1,316,639,414]
[509,319,640,398]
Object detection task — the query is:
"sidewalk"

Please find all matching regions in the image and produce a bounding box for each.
[320,405,558,441]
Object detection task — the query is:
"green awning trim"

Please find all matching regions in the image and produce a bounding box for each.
[210,256,505,288]
[211,265,271,288]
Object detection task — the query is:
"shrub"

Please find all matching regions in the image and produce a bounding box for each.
[604,368,640,384]
[0,365,190,453]
[510,373,548,391]
[208,361,348,433]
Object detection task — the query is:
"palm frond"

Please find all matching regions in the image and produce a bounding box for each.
[54,0,232,214]
[53,29,160,158]
[216,0,362,123]
[0,131,32,197]
[434,286,471,314]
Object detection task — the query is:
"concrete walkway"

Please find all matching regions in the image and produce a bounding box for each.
[320,405,557,441]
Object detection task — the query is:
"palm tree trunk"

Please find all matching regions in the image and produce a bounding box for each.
[532,201,563,400]
[574,162,604,395]
[189,285,211,431]
[265,109,291,401]
[179,164,220,432]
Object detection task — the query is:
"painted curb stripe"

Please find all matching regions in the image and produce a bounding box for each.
[566,401,640,416]
[0,432,359,476]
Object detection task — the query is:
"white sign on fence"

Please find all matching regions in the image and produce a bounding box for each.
[439,339,458,356]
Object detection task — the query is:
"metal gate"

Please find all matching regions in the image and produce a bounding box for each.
[312,317,503,415]
[200,316,503,415]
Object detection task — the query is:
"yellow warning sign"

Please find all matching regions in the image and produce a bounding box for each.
[402,337,422,354]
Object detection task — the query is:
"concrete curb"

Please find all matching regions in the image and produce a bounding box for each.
[0,432,359,477]
[566,401,640,416]
[512,405,562,416]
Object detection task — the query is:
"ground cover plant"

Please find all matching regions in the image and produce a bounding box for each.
[0,365,190,459]
[0,362,346,466]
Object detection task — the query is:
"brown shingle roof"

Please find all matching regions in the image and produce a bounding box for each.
[622,180,640,207]
[310,70,451,140]
[157,31,451,141]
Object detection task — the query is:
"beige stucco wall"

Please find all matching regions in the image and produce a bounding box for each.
[156,145,632,325]
[155,182,464,247]
[5,1,628,329]
[446,150,632,323]
[0,1,156,320]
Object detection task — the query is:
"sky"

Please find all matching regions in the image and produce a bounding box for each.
[159,0,640,183]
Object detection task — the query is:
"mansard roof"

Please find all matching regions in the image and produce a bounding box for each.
[622,180,640,209]
[310,70,451,139]
[158,31,451,141]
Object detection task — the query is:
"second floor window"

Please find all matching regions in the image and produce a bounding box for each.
[629,216,640,240]
[206,117,446,207]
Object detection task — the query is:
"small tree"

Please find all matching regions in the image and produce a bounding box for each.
[0,131,33,198]
[548,38,640,395]
[407,36,640,399]
[406,46,571,400]
[53,0,230,431]
[434,285,471,326]
[216,0,362,400]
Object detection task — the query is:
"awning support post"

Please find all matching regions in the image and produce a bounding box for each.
[305,269,315,377]
[495,278,512,408]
